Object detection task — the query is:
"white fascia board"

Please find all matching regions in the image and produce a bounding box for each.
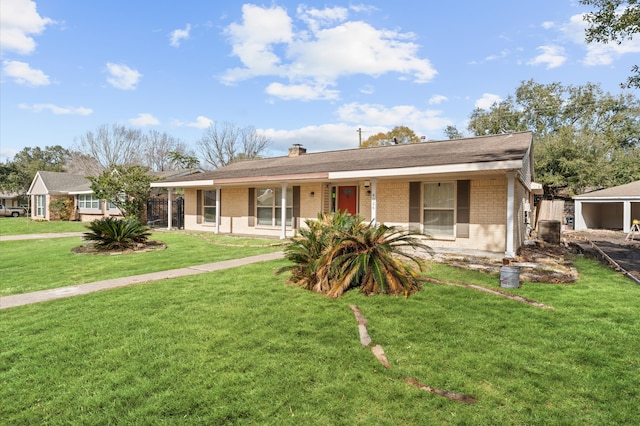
[151,180,215,188]
[328,160,523,180]
[68,190,93,195]
[573,196,640,201]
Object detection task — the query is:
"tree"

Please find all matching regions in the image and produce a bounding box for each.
[74,124,146,175]
[197,122,270,169]
[88,165,157,220]
[444,125,465,140]
[360,126,421,147]
[143,130,193,172]
[0,145,70,195]
[581,0,640,88]
[167,151,200,170]
[467,80,640,195]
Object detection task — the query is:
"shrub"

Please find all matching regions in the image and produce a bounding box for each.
[83,217,151,251]
[279,211,432,297]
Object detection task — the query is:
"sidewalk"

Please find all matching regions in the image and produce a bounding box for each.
[0,251,284,309]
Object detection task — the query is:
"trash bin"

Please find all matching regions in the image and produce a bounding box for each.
[500,266,520,288]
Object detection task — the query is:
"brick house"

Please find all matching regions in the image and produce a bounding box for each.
[151,132,537,256]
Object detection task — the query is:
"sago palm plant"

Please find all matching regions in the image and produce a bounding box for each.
[279,211,432,298]
[83,217,151,251]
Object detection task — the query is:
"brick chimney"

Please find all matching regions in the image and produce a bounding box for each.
[288,144,307,157]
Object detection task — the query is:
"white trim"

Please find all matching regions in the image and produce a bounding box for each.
[280,183,288,239]
[328,160,523,180]
[215,187,221,234]
[505,171,516,258]
[167,188,172,230]
[370,179,377,225]
[151,180,214,188]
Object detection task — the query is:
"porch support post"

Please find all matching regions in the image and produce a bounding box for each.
[370,179,377,225]
[216,187,221,234]
[167,188,172,230]
[280,182,288,239]
[505,172,516,258]
[623,200,631,233]
[574,200,585,230]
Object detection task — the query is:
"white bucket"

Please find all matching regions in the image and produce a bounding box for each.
[500,266,520,288]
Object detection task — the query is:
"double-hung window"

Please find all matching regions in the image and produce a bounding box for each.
[203,190,216,223]
[423,182,455,237]
[35,195,46,217]
[256,187,292,226]
[78,194,100,210]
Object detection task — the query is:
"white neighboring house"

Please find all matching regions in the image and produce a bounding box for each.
[574,180,640,233]
[27,171,122,221]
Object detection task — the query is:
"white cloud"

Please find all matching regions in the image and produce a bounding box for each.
[528,45,567,69]
[221,4,437,99]
[187,116,213,129]
[541,21,555,30]
[128,113,159,126]
[106,62,142,90]
[0,0,53,55]
[261,123,371,154]
[265,82,340,101]
[428,95,448,105]
[19,103,92,115]
[2,60,49,86]
[560,13,640,67]
[169,24,191,47]
[336,102,452,134]
[474,93,502,110]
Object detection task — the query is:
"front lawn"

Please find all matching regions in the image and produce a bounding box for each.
[0,217,88,235]
[0,232,283,296]
[1,256,638,424]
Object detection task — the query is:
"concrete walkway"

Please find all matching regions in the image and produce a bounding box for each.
[0,251,284,310]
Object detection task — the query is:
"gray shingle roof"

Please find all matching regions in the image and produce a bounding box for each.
[574,180,640,199]
[37,171,91,193]
[158,131,533,184]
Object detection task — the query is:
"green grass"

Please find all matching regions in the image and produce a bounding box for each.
[0,231,283,295]
[1,256,639,424]
[0,217,88,235]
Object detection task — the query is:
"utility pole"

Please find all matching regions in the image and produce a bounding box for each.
[357,127,362,147]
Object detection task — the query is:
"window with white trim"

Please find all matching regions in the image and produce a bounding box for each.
[203,190,216,223]
[78,194,100,209]
[35,195,46,217]
[423,182,455,237]
[256,187,292,226]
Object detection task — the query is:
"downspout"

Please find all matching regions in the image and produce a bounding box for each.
[370,179,377,225]
[167,188,172,230]
[215,187,221,234]
[280,182,288,239]
[505,171,516,258]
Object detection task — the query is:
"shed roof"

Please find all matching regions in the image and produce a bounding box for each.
[574,180,640,200]
[153,131,533,187]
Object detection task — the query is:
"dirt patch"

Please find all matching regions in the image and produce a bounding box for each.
[71,240,167,255]
[431,242,579,284]
[564,230,640,282]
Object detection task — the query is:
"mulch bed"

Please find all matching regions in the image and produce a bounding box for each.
[71,240,167,255]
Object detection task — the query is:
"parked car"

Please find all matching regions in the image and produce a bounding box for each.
[0,205,27,217]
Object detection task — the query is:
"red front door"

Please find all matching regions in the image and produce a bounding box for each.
[337,186,358,215]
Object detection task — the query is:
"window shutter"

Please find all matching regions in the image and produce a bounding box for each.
[196,190,202,224]
[248,187,255,227]
[292,186,300,229]
[456,180,470,238]
[409,181,421,231]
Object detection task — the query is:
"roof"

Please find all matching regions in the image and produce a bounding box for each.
[28,171,91,195]
[153,131,533,187]
[574,180,640,200]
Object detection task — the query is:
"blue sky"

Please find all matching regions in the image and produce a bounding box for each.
[1,0,638,162]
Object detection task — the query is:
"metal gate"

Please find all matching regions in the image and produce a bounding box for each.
[146,197,184,229]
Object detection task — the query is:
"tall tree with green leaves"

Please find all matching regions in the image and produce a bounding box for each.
[88,165,157,221]
[467,80,640,196]
[0,145,70,195]
[360,126,421,147]
[581,0,639,88]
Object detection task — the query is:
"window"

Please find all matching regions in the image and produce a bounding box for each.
[35,195,46,217]
[423,182,455,237]
[78,194,100,209]
[203,190,216,223]
[256,187,292,226]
